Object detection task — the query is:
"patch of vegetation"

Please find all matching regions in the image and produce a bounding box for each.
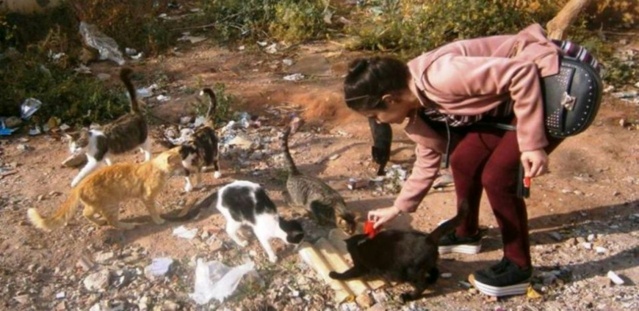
[191,82,235,125]
[344,0,561,54]
[191,0,330,44]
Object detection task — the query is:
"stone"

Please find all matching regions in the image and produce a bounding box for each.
[94,251,115,264]
[13,294,29,304]
[355,292,374,308]
[549,232,563,241]
[83,269,111,292]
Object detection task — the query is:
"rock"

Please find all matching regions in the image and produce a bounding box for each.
[549,231,563,241]
[356,293,374,308]
[55,301,67,311]
[16,144,31,152]
[13,294,29,304]
[582,242,593,250]
[161,300,179,311]
[77,255,95,271]
[595,246,607,254]
[607,270,625,285]
[94,251,115,264]
[55,291,65,299]
[587,234,596,242]
[138,296,150,311]
[83,269,111,292]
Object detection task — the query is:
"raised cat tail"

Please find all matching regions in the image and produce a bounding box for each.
[281,125,300,175]
[200,88,217,126]
[27,189,81,231]
[120,67,140,114]
[427,200,470,244]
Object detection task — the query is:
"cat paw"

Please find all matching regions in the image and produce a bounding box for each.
[213,171,222,179]
[328,271,339,279]
[268,255,278,263]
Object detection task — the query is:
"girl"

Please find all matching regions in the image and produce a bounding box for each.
[342,23,565,297]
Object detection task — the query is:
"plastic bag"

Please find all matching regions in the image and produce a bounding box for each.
[21,98,42,119]
[189,258,255,304]
[79,22,125,65]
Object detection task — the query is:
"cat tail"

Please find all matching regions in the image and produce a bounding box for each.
[427,199,470,244]
[200,88,217,126]
[27,189,81,231]
[281,125,300,175]
[120,67,140,114]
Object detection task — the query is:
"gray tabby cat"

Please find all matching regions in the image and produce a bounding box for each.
[281,118,357,235]
[65,67,150,187]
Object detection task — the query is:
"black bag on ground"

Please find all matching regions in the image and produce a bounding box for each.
[542,56,603,138]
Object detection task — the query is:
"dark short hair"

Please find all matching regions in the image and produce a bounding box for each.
[343,56,410,112]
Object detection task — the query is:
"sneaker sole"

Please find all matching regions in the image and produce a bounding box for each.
[438,244,481,255]
[469,274,529,297]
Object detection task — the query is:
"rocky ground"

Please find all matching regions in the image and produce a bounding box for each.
[1,29,638,311]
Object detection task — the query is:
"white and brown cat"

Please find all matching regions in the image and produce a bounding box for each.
[28,147,185,231]
[178,87,221,192]
[65,67,150,187]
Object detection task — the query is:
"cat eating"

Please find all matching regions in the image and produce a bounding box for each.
[329,200,470,303]
[216,180,304,263]
[178,87,221,192]
[28,147,186,231]
[281,117,357,235]
[66,67,150,187]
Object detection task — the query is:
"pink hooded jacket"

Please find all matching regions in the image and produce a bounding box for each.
[395,23,561,213]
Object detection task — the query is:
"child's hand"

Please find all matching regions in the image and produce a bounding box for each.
[368,206,401,229]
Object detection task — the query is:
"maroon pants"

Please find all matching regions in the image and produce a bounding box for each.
[449,126,561,269]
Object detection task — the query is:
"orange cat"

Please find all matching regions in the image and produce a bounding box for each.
[28,147,185,231]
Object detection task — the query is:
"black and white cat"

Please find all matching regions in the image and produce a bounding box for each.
[66,67,150,187]
[216,180,304,263]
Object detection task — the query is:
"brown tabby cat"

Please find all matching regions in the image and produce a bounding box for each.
[28,147,185,231]
[66,67,150,187]
[178,87,221,192]
[281,118,357,235]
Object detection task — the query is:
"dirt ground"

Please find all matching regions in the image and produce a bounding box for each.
[1,37,638,311]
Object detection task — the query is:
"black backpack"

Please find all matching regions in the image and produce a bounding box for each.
[542,56,603,138]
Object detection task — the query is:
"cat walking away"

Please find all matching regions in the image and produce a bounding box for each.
[329,200,470,303]
[28,148,186,231]
[216,180,304,263]
[66,67,150,187]
[281,117,357,235]
[178,88,221,192]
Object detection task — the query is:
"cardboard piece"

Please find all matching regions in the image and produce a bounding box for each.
[298,242,353,303]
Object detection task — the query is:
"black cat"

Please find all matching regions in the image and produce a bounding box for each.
[329,200,469,303]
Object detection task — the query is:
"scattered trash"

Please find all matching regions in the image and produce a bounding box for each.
[172,225,198,240]
[55,292,65,299]
[611,90,638,99]
[526,286,542,299]
[283,73,305,81]
[440,272,452,278]
[125,48,137,55]
[0,118,18,136]
[347,178,369,190]
[144,258,174,278]
[178,33,207,44]
[189,258,256,304]
[595,246,607,254]
[136,84,157,99]
[74,64,92,74]
[21,98,42,119]
[264,43,278,54]
[79,22,125,65]
[386,164,408,181]
[433,173,454,189]
[238,112,252,128]
[283,59,294,66]
[156,94,171,102]
[607,270,625,285]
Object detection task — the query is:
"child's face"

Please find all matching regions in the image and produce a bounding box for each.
[361,90,418,124]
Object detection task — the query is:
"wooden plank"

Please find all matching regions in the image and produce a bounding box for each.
[315,238,371,296]
[298,242,353,303]
[327,229,388,290]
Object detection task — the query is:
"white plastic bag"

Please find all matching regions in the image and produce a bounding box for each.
[189,258,255,304]
[79,22,125,65]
